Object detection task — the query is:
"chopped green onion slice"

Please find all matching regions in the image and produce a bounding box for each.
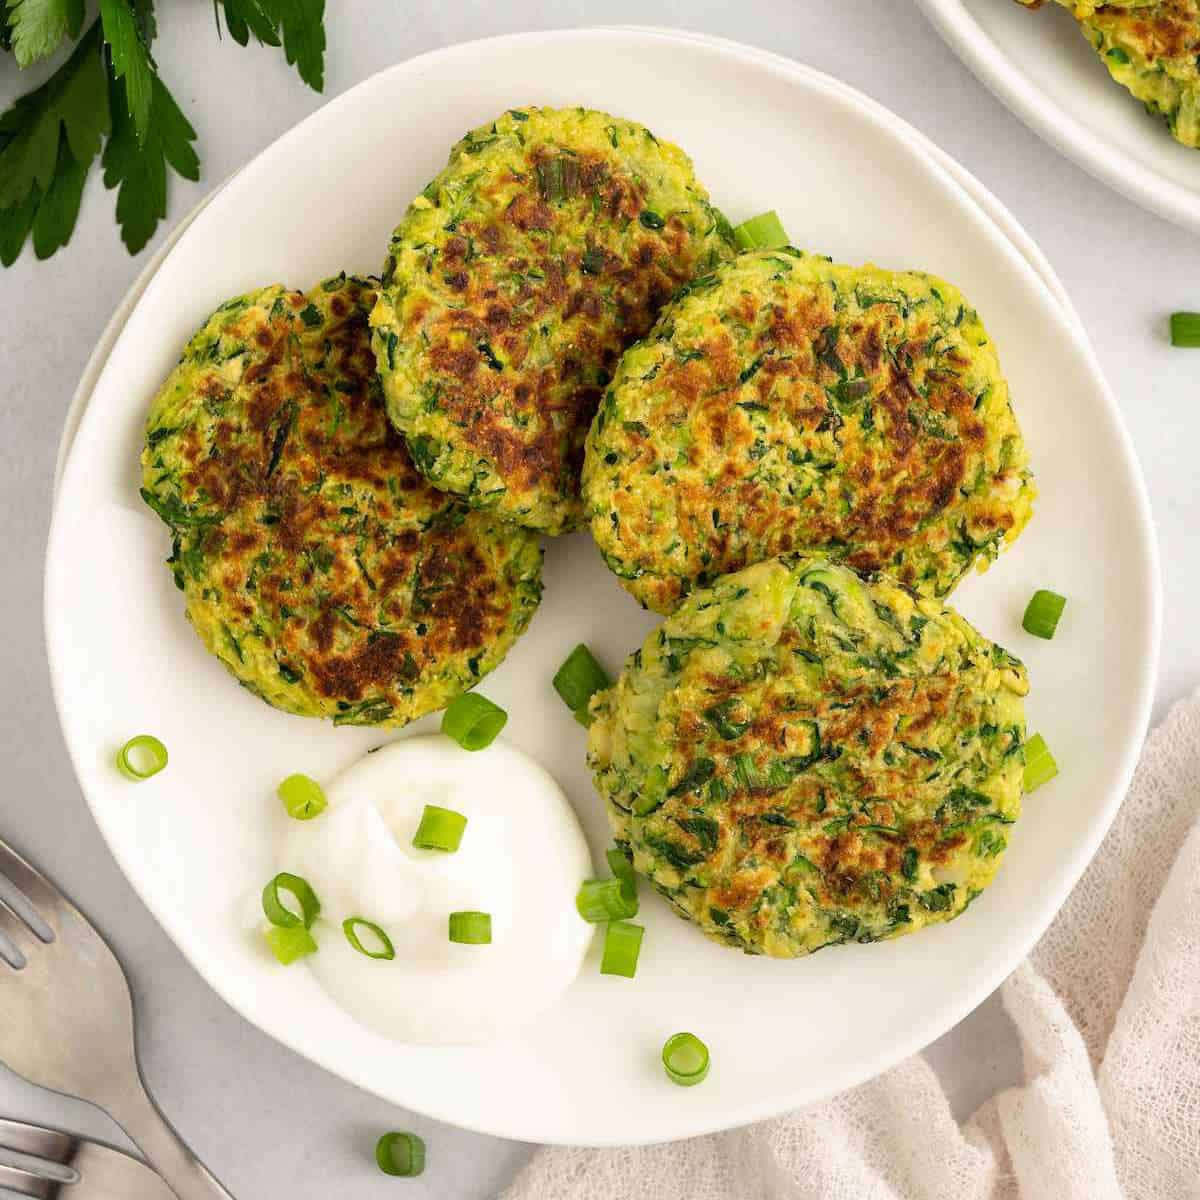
[441,693,507,751]
[576,878,638,923]
[448,911,492,944]
[1023,733,1059,793]
[412,804,468,852]
[116,735,168,781]
[264,925,317,965]
[277,773,327,820]
[1170,311,1200,347]
[606,848,637,901]
[601,920,644,978]
[262,872,321,929]
[553,644,611,724]
[1022,589,1067,640]
[375,1132,426,1178]
[632,765,668,816]
[342,917,395,960]
[732,210,789,251]
[662,1032,710,1086]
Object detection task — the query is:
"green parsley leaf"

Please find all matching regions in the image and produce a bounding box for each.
[99,0,154,144]
[5,0,84,67]
[31,130,89,257]
[102,68,198,253]
[0,19,109,262]
[216,0,280,48]
[265,0,325,92]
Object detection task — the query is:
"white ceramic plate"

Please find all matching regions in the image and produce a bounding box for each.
[918,0,1200,235]
[45,28,1158,1146]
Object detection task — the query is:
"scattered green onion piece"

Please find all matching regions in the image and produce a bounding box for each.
[600,920,644,978]
[261,872,321,929]
[116,734,168,781]
[732,210,789,251]
[553,644,611,725]
[277,773,327,820]
[662,1032,710,1086]
[1170,311,1200,347]
[441,693,507,751]
[342,917,396,960]
[1022,589,1067,640]
[412,804,468,852]
[375,1132,426,1178]
[448,911,492,944]
[576,878,638,923]
[606,848,637,901]
[1023,733,1059,793]
[264,925,317,965]
[632,765,668,816]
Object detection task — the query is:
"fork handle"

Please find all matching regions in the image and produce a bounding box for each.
[104,1078,235,1200]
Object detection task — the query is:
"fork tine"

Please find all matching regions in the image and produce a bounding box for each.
[0,1121,75,1164]
[0,1158,52,1198]
[0,900,33,964]
[0,839,63,933]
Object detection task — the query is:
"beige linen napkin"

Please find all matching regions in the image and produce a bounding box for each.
[504,689,1200,1200]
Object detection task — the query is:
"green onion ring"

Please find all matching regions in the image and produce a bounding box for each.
[262,872,321,929]
[115,734,168,781]
[1170,311,1200,347]
[1022,590,1067,640]
[375,1132,426,1177]
[576,878,638,923]
[662,1032,710,1086]
[448,911,492,945]
[441,693,507,751]
[342,917,395,960]
[276,773,327,820]
[553,644,611,725]
[264,925,317,965]
[1023,733,1059,793]
[732,210,789,251]
[412,804,468,852]
[600,920,644,978]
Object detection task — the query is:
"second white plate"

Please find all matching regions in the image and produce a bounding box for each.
[918,0,1200,235]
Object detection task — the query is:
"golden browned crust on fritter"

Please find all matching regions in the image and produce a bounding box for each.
[140,275,543,726]
[372,107,734,533]
[583,251,1034,614]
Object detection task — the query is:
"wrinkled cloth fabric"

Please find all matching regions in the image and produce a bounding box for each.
[504,690,1200,1200]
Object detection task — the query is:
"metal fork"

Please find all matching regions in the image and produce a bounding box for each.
[0,1118,175,1198]
[0,836,233,1199]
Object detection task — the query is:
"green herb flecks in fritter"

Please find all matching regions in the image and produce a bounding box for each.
[371,106,735,534]
[587,557,1028,958]
[1019,0,1200,148]
[140,274,543,727]
[583,250,1034,614]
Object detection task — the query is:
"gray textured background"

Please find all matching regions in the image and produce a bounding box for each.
[1,3,1196,1196]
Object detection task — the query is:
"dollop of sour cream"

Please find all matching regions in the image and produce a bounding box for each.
[278,734,594,1045]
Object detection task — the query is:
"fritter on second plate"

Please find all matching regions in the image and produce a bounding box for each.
[588,557,1029,958]
[140,274,543,728]
[1083,1,1200,147]
[371,106,735,535]
[583,249,1034,615]
[1018,0,1199,148]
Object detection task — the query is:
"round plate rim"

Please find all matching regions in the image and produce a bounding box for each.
[43,26,1161,1145]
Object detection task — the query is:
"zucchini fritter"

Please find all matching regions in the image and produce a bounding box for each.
[1019,0,1200,148]
[371,106,734,534]
[588,557,1029,958]
[140,275,543,727]
[584,250,1034,614]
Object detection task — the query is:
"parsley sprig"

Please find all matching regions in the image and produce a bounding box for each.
[0,0,326,265]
